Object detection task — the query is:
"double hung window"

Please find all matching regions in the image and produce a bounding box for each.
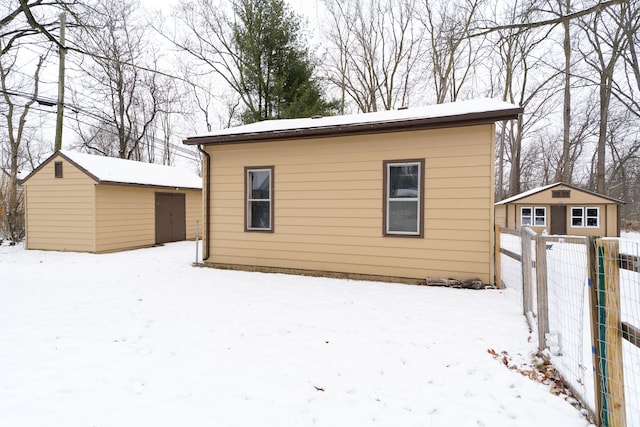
[571,207,599,228]
[245,167,273,231]
[520,207,546,226]
[384,159,424,236]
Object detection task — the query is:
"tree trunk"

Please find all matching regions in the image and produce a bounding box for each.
[557,0,572,184]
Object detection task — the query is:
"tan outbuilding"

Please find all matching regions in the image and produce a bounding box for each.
[23,150,202,253]
[184,99,522,285]
[495,182,624,237]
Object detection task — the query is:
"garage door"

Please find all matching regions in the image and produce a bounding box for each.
[155,193,186,244]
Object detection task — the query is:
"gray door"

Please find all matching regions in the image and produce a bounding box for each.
[550,205,567,235]
[155,193,186,244]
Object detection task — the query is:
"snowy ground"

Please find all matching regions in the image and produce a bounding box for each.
[0,242,592,427]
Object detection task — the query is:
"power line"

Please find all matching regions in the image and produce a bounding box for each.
[1,88,200,163]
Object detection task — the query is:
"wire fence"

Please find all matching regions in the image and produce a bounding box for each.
[497,227,640,427]
[596,239,640,426]
[544,236,593,411]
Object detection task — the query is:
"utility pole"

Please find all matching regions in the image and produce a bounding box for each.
[54,13,66,151]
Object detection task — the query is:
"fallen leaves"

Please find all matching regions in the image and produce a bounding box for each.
[487,348,572,396]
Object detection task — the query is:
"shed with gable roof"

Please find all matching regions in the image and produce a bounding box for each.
[495,182,624,237]
[22,150,202,253]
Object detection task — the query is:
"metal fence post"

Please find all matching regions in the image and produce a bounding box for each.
[495,224,502,289]
[535,235,549,352]
[521,227,534,316]
[195,219,199,264]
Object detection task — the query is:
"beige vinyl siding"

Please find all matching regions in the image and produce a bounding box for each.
[507,204,517,229]
[24,158,96,252]
[206,124,496,282]
[95,186,202,253]
[566,204,609,237]
[185,190,202,239]
[606,204,618,237]
[505,203,615,237]
[494,205,507,228]
[94,185,155,252]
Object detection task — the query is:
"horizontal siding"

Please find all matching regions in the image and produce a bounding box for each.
[206,125,495,282]
[211,254,488,280]
[95,186,154,252]
[94,186,202,253]
[185,190,203,240]
[494,205,507,228]
[606,205,618,237]
[24,157,96,252]
[504,202,618,237]
[565,203,610,237]
[211,230,490,252]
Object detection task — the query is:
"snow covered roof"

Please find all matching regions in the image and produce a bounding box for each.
[495,182,624,205]
[184,98,523,145]
[24,151,202,190]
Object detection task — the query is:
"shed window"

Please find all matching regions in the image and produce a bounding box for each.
[552,190,570,198]
[54,161,63,178]
[571,207,599,228]
[521,207,546,226]
[384,159,424,236]
[245,167,273,231]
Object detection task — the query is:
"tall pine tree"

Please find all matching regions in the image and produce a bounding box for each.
[232,0,336,123]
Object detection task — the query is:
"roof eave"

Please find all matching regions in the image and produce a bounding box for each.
[495,182,626,205]
[98,180,202,191]
[184,108,523,146]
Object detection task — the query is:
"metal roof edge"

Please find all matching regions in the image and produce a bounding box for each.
[183,106,523,146]
[495,182,625,205]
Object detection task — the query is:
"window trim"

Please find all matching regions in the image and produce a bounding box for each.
[520,206,546,227]
[383,159,425,237]
[570,206,600,228]
[244,166,274,232]
[585,207,600,228]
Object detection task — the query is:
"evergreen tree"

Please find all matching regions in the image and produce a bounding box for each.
[232,0,336,123]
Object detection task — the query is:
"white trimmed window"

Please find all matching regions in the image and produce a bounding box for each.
[246,167,273,231]
[571,207,599,228]
[384,159,424,236]
[520,207,546,226]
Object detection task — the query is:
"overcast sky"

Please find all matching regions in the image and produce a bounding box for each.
[140,0,321,18]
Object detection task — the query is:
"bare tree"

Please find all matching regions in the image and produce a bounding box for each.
[601,108,640,219]
[489,1,561,196]
[552,0,574,183]
[419,0,487,104]
[577,0,628,193]
[0,41,48,241]
[70,0,172,161]
[0,0,80,242]
[1,0,81,56]
[611,0,640,119]
[322,0,424,112]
